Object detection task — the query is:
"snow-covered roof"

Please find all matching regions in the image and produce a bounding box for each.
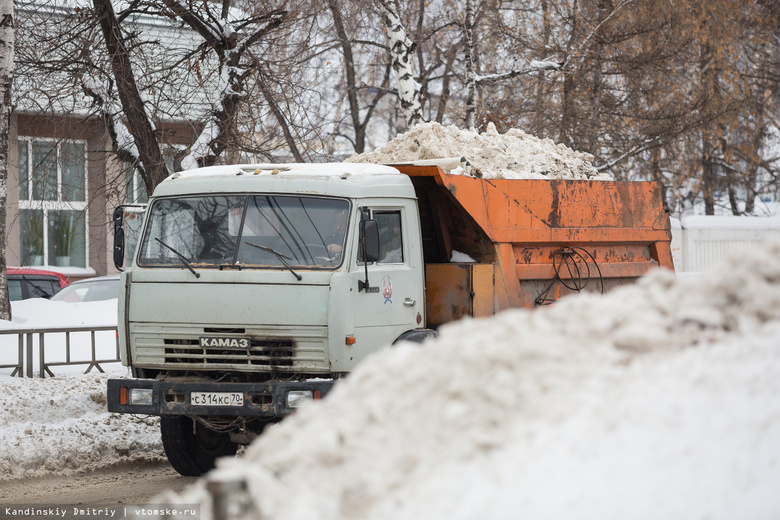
[14,1,213,121]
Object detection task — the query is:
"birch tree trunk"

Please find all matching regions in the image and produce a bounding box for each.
[0,0,13,320]
[379,0,423,128]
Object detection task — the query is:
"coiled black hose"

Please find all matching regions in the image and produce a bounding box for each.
[534,246,604,306]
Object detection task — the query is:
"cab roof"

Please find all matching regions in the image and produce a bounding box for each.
[152,163,416,200]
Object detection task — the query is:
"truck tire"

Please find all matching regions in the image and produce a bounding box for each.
[160,416,238,477]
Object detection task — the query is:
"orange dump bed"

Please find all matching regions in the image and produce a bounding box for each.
[393,164,674,325]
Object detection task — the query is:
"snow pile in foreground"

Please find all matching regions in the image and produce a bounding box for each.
[157,236,780,520]
[346,121,610,180]
[0,372,163,481]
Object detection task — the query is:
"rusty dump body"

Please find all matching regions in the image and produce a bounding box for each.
[393,164,674,327]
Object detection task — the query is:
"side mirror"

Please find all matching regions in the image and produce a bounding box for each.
[113,207,125,270]
[359,219,380,263]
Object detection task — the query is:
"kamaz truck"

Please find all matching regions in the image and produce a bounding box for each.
[106,161,673,476]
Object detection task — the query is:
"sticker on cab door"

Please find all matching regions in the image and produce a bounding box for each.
[382,275,393,304]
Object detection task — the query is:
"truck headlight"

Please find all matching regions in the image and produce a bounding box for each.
[286,390,313,408]
[129,388,153,406]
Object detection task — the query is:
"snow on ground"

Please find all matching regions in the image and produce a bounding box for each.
[1,240,779,518]
[346,121,611,180]
[137,235,780,520]
[0,370,163,481]
[0,298,121,376]
[0,297,164,481]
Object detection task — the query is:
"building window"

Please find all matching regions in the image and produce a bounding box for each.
[18,139,88,268]
[124,163,148,204]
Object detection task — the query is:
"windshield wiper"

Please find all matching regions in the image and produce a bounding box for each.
[155,238,201,278]
[244,242,302,281]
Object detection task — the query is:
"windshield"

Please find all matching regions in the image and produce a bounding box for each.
[137,195,350,269]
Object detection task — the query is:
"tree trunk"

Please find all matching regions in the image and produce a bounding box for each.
[329,0,366,153]
[258,68,304,162]
[701,142,716,215]
[436,47,457,123]
[559,2,579,147]
[93,0,168,194]
[379,0,423,128]
[0,0,14,320]
[463,0,477,130]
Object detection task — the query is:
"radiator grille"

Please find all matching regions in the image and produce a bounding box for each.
[163,338,295,366]
[130,323,329,371]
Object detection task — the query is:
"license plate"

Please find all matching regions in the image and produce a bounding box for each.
[190,392,244,407]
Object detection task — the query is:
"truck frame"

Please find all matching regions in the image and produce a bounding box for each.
[107,162,673,476]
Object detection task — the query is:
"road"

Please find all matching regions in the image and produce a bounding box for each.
[0,461,196,509]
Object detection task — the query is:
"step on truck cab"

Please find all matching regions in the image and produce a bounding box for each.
[107,161,673,476]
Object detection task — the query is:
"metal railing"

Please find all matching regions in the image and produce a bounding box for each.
[0,325,120,378]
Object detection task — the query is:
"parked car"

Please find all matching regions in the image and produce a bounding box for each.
[7,268,69,301]
[49,275,120,303]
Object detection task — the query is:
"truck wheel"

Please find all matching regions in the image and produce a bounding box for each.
[160,416,238,476]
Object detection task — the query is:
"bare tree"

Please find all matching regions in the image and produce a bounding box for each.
[153,0,289,169]
[93,0,168,193]
[328,0,391,153]
[11,0,780,217]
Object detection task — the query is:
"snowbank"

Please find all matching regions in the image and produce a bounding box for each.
[346,122,611,180]
[152,236,780,520]
[0,371,163,481]
[0,298,120,376]
[0,298,117,329]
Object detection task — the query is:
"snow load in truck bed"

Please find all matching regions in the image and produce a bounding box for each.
[346,122,612,181]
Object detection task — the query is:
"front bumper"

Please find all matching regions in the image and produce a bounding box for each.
[106,378,335,418]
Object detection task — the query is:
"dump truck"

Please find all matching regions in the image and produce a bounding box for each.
[107,161,673,476]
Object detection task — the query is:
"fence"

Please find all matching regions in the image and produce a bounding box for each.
[670,216,780,272]
[0,325,120,378]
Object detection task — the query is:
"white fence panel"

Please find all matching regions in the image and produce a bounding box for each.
[671,216,780,273]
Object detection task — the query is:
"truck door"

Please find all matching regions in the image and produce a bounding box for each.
[350,205,425,356]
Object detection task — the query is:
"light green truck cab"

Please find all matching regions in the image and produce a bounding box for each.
[108,163,433,476]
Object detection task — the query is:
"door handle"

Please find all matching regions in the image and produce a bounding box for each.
[404,298,416,307]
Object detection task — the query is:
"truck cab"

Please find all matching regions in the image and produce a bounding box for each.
[108,163,433,475]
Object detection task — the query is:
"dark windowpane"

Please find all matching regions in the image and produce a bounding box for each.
[27,279,58,299]
[20,209,44,266]
[376,212,403,263]
[8,279,23,301]
[61,142,86,202]
[139,196,244,265]
[237,196,349,267]
[125,164,148,204]
[31,141,58,201]
[48,210,87,268]
[18,141,28,200]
